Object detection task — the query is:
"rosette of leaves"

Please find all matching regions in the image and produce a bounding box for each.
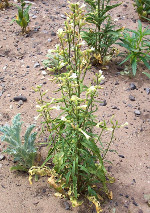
[117,20,150,76]
[134,0,150,21]
[0,114,37,172]
[81,0,122,65]
[12,0,31,33]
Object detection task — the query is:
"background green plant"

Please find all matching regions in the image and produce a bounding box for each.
[81,0,122,65]
[134,0,150,21]
[117,20,150,76]
[0,114,37,172]
[35,3,120,211]
[12,0,31,33]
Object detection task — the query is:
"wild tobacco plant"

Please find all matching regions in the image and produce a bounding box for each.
[0,114,37,172]
[117,20,150,76]
[81,0,122,65]
[12,0,31,33]
[33,2,121,212]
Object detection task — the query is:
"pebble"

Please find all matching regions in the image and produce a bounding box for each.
[134,110,141,116]
[63,201,71,210]
[60,14,67,19]
[130,83,136,90]
[14,96,27,102]
[0,154,5,161]
[51,31,56,36]
[100,100,107,106]
[112,106,119,110]
[0,163,2,168]
[115,81,119,85]
[133,200,138,206]
[32,15,37,19]
[34,62,40,68]
[118,154,125,158]
[48,38,52,42]
[18,100,24,106]
[129,95,135,101]
[145,88,150,95]
[22,86,26,90]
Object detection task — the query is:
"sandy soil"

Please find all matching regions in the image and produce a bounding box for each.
[0,0,150,212]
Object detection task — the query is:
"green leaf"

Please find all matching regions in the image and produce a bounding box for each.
[119,53,133,65]
[143,72,150,78]
[131,57,137,76]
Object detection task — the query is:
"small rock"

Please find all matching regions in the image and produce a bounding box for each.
[0,164,2,168]
[51,31,56,36]
[60,14,67,19]
[115,81,119,85]
[118,154,125,158]
[138,210,143,213]
[63,201,71,210]
[145,88,150,95]
[129,83,136,90]
[0,154,5,161]
[32,15,37,19]
[134,110,141,116]
[129,95,135,101]
[18,100,24,106]
[133,200,138,206]
[112,106,119,110]
[48,38,52,42]
[34,62,40,68]
[100,100,107,106]
[22,86,26,90]
[14,96,27,102]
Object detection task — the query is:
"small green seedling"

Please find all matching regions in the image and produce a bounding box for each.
[12,0,31,33]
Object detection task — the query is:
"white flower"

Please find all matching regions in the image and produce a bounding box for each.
[42,71,47,76]
[71,95,78,101]
[77,105,87,110]
[79,41,86,46]
[34,114,40,121]
[52,105,60,111]
[81,3,86,8]
[79,128,90,140]
[57,28,64,35]
[99,75,105,81]
[48,49,53,54]
[36,105,41,109]
[88,86,96,93]
[120,122,128,127]
[55,44,60,49]
[99,70,103,75]
[70,73,77,79]
[61,116,67,121]
[59,62,65,67]
[91,47,95,51]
